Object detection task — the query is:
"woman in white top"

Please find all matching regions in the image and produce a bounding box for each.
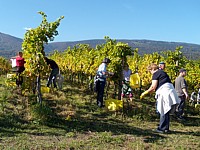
[121,64,133,102]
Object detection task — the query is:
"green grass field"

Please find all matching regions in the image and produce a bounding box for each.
[0,75,199,150]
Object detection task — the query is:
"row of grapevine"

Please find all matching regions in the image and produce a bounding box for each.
[49,39,200,93]
[0,57,11,75]
[21,12,64,102]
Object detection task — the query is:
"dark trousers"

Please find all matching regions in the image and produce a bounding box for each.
[96,81,106,107]
[47,68,59,88]
[16,66,25,87]
[158,111,170,131]
[176,95,186,117]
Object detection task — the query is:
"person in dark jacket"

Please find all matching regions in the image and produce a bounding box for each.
[44,57,59,88]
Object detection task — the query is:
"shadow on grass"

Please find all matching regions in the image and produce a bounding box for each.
[0,80,199,144]
[181,116,200,127]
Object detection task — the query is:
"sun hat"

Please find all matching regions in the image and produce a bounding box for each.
[159,61,165,65]
[179,68,186,73]
[102,58,111,63]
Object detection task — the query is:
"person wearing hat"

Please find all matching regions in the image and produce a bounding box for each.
[175,68,188,120]
[159,62,166,70]
[95,58,113,108]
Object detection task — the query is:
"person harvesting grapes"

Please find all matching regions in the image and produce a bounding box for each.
[140,63,180,133]
[11,51,26,87]
[95,58,113,108]
[121,63,133,102]
[174,68,188,120]
[44,57,59,89]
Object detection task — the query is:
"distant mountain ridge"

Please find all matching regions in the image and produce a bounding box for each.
[0,32,200,60]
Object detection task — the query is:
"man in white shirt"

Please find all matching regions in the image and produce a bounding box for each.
[96,58,112,108]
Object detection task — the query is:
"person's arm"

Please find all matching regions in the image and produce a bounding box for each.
[147,80,158,93]
[140,80,158,99]
[11,56,16,59]
[181,78,188,99]
[182,88,189,99]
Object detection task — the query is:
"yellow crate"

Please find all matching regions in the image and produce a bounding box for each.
[5,73,16,87]
[130,73,141,88]
[195,104,200,111]
[41,86,50,93]
[105,99,123,111]
[7,73,16,79]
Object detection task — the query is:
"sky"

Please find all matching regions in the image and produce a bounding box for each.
[0,0,200,44]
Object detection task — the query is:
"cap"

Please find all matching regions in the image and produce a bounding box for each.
[159,61,165,65]
[179,68,186,73]
[102,58,111,63]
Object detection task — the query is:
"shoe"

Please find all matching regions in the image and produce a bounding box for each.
[154,129,164,133]
[177,116,185,121]
[164,130,170,133]
[154,128,169,134]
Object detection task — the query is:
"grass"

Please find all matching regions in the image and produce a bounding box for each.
[0,75,199,150]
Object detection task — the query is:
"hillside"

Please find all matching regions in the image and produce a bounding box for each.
[0,32,200,60]
[0,32,23,58]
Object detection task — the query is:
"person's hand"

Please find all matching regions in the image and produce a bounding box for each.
[140,91,149,99]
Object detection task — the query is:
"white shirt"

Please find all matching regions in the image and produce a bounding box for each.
[97,63,107,81]
[156,83,180,116]
[10,58,16,68]
[123,69,132,81]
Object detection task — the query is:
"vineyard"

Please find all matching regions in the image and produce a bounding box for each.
[0,12,200,149]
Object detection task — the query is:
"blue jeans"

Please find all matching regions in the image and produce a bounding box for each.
[96,81,106,107]
[176,95,186,117]
[158,111,170,131]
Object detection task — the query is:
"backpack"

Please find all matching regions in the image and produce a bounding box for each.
[93,75,100,92]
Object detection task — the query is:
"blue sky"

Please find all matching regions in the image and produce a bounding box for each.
[1,0,200,44]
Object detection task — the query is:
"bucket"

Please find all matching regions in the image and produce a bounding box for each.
[105,99,123,111]
[41,86,50,93]
[130,73,141,88]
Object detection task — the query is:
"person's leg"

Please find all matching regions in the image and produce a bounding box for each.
[97,81,105,107]
[16,67,23,87]
[121,82,125,100]
[53,68,59,88]
[158,111,170,132]
[47,71,54,87]
[47,68,59,87]
[176,96,186,118]
[128,86,133,102]
[16,72,20,87]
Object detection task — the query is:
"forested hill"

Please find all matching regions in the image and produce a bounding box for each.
[0,32,200,60]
